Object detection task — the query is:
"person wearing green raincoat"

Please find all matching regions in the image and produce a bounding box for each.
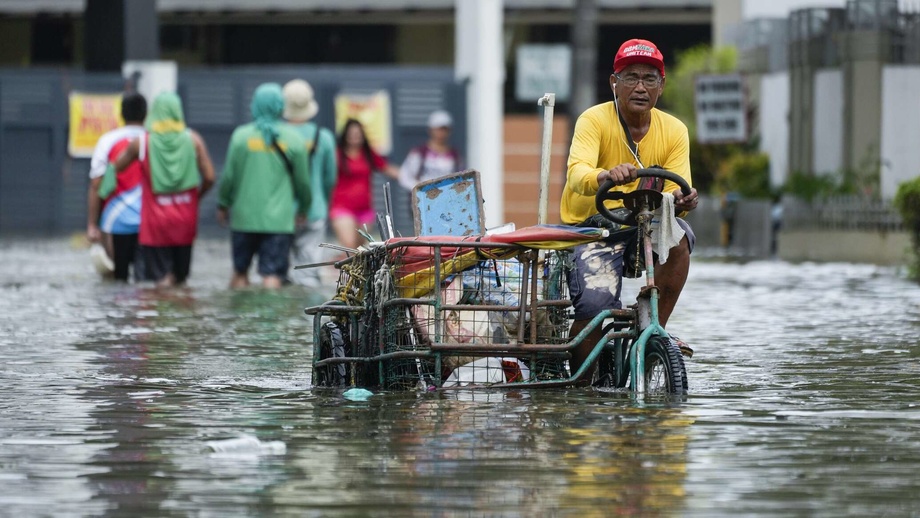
[217,83,311,289]
[114,91,216,287]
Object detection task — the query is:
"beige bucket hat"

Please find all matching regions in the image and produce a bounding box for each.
[282,79,319,121]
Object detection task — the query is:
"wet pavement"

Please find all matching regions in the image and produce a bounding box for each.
[1,237,919,516]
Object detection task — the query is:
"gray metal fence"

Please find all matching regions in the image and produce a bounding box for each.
[0,69,127,236]
[0,65,467,238]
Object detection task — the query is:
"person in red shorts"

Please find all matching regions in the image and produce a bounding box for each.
[329,119,400,251]
[115,92,216,287]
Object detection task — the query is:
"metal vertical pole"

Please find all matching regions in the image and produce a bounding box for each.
[537,93,556,226]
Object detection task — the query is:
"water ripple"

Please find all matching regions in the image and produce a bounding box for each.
[2,239,920,516]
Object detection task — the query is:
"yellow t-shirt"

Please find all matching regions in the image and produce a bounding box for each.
[561,102,692,224]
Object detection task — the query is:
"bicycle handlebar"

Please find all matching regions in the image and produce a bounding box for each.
[594,168,692,225]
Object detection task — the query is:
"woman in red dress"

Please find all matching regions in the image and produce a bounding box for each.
[328,119,399,250]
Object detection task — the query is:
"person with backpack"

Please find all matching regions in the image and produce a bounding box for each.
[397,110,462,192]
[282,79,337,287]
[217,83,311,289]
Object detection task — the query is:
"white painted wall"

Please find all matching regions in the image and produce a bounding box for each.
[811,69,844,175]
[880,65,920,198]
[760,72,790,188]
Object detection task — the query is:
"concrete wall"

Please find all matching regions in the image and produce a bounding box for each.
[881,65,920,198]
[712,0,743,47]
[778,229,911,265]
[731,199,773,257]
[753,62,920,200]
[683,194,723,249]
[502,114,568,227]
[841,30,886,174]
[812,68,844,175]
[688,194,912,265]
[760,72,790,187]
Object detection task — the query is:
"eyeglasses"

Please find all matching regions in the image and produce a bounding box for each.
[615,73,662,89]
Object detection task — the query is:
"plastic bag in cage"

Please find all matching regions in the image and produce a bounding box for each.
[412,276,512,344]
[442,357,531,387]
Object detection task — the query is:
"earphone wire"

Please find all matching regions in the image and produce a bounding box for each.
[613,87,645,169]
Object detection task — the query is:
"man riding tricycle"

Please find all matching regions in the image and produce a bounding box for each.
[305,38,699,395]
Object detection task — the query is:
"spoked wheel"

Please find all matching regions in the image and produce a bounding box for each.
[314,321,349,387]
[594,322,630,388]
[642,336,688,395]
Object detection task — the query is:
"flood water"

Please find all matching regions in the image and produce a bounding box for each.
[2,237,920,517]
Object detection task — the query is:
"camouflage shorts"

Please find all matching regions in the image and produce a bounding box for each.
[566,219,695,321]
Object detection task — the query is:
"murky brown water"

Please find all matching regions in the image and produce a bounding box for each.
[2,237,920,516]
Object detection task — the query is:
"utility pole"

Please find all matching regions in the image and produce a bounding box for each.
[570,0,598,120]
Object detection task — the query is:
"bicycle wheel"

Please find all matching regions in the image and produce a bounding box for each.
[593,321,631,388]
[642,335,688,395]
[313,321,348,387]
[594,338,630,388]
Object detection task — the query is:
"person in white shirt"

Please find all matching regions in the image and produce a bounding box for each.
[86,92,147,281]
[398,110,462,192]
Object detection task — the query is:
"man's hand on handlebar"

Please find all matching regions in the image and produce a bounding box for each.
[597,163,637,186]
[595,167,692,226]
[673,188,699,212]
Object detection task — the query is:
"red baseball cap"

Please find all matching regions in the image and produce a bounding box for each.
[614,39,665,77]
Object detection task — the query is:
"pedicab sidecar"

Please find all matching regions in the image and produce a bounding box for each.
[304,168,690,394]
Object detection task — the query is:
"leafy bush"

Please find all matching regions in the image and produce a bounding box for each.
[893,176,920,280]
[714,152,772,199]
[783,171,845,201]
[781,165,881,201]
[894,176,920,230]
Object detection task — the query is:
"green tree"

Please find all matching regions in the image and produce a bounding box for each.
[665,45,738,138]
[661,44,764,196]
[715,152,772,199]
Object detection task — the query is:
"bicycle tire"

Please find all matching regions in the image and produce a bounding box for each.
[643,335,688,395]
[594,339,630,388]
[314,321,349,387]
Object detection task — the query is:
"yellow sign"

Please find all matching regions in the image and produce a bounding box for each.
[68,92,123,158]
[334,90,392,155]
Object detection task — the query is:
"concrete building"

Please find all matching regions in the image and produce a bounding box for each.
[0,1,714,107]
[725,0,920,199]
[0,0,717,235]
[718,0,917,264]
